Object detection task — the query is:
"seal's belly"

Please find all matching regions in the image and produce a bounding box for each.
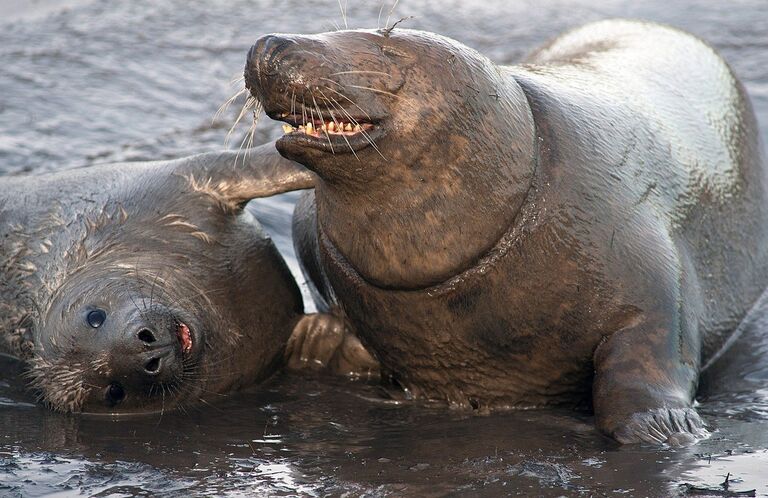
[319,228,619,409]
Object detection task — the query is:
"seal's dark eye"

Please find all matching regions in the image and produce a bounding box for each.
[105,382,125,405]
[87,309,107,328]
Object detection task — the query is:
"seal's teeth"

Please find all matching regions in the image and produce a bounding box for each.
[289,119,369,137]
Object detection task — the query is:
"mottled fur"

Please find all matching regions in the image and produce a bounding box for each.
[1,145,315,413]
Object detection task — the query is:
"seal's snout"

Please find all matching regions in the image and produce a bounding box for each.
[245,31,396,161]
[74,302,198,409]
[248,34,293,72]
[245,34,298,102]
[104,308,191,390]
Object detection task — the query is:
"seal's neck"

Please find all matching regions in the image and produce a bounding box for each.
[316,75,537,290]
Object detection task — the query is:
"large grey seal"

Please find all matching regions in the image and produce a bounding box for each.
[244,20,768,443]
[0,143,376,414]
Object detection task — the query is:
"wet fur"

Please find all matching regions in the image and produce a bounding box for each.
[248,20,768,443]
[0,146,311,412]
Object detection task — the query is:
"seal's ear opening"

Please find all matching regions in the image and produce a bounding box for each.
[180,141,316,212]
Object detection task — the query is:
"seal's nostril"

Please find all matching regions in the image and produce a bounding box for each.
[144,357,161,374]
[137,329,156,344]
[252,34,292,68]
[105,382,125,406]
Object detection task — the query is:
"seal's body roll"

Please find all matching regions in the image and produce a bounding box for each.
[247,20,768,443]
[0,144,374,413]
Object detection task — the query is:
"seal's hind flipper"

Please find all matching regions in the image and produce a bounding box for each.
[178,142,315,211]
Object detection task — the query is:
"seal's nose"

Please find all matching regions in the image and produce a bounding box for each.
[248,34,294,71]
[244,34,301,103]
[107,323,183,387]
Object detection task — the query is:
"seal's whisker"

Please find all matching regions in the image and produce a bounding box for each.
[378,1,387,30]
[332,103,385,159]
[234,115,258,168]
[320,91,359,157]
[226,96,259,147]
[166,287,227,309]
[384,0,400,31]
[337,0,348,30]
[157,386,166,426]
[148,268,164,312]
[329,71,392,77]
[127,291,148,322]
[198,397,226,412]
[213,87,247,124]
[320,84,375,122]
[321,91,360,160]
[311,94,335,154]
[243,110,258,161]
[309,103,316,132]
[167,383,189,415]
[346,84,406,101]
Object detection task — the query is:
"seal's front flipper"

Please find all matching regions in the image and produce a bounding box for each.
[611,408,707,446]
[285,313,380,380]
[593,320,709,445]
[178,142,315,211]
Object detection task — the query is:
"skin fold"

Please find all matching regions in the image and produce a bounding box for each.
[244,19,768,444]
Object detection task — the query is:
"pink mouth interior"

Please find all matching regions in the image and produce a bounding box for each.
[177,323,192,354]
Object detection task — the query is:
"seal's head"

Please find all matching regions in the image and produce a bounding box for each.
[245,28,536,288]
[24,175,303,414]
[244,28,524,185]
[30,266,208,414]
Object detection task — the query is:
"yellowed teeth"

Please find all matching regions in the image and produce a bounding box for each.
[281,121,366,136]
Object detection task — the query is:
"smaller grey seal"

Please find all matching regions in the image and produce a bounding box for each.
[0,143,377,414]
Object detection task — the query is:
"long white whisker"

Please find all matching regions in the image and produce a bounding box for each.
[321,84,376,122]
[385,0,400,30]
[329,70,392,77]
[226,96,257,146]
[337,0,348,29]
[346,84,405,100]
[321,91,359,160]
[213,87,247,124]
[378,1,386,30]
[312,93,335,154]
[334,103,385,159]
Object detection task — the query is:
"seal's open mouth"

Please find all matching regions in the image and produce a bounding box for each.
[176,322,193,355]
[269,109,383,154]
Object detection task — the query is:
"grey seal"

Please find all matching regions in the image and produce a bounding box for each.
[0,143,376,413]
[245,19,768,444]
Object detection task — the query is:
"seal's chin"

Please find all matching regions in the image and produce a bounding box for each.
[269,110,383,155]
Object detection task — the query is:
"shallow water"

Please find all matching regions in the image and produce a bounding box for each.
[1,0,768,496]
